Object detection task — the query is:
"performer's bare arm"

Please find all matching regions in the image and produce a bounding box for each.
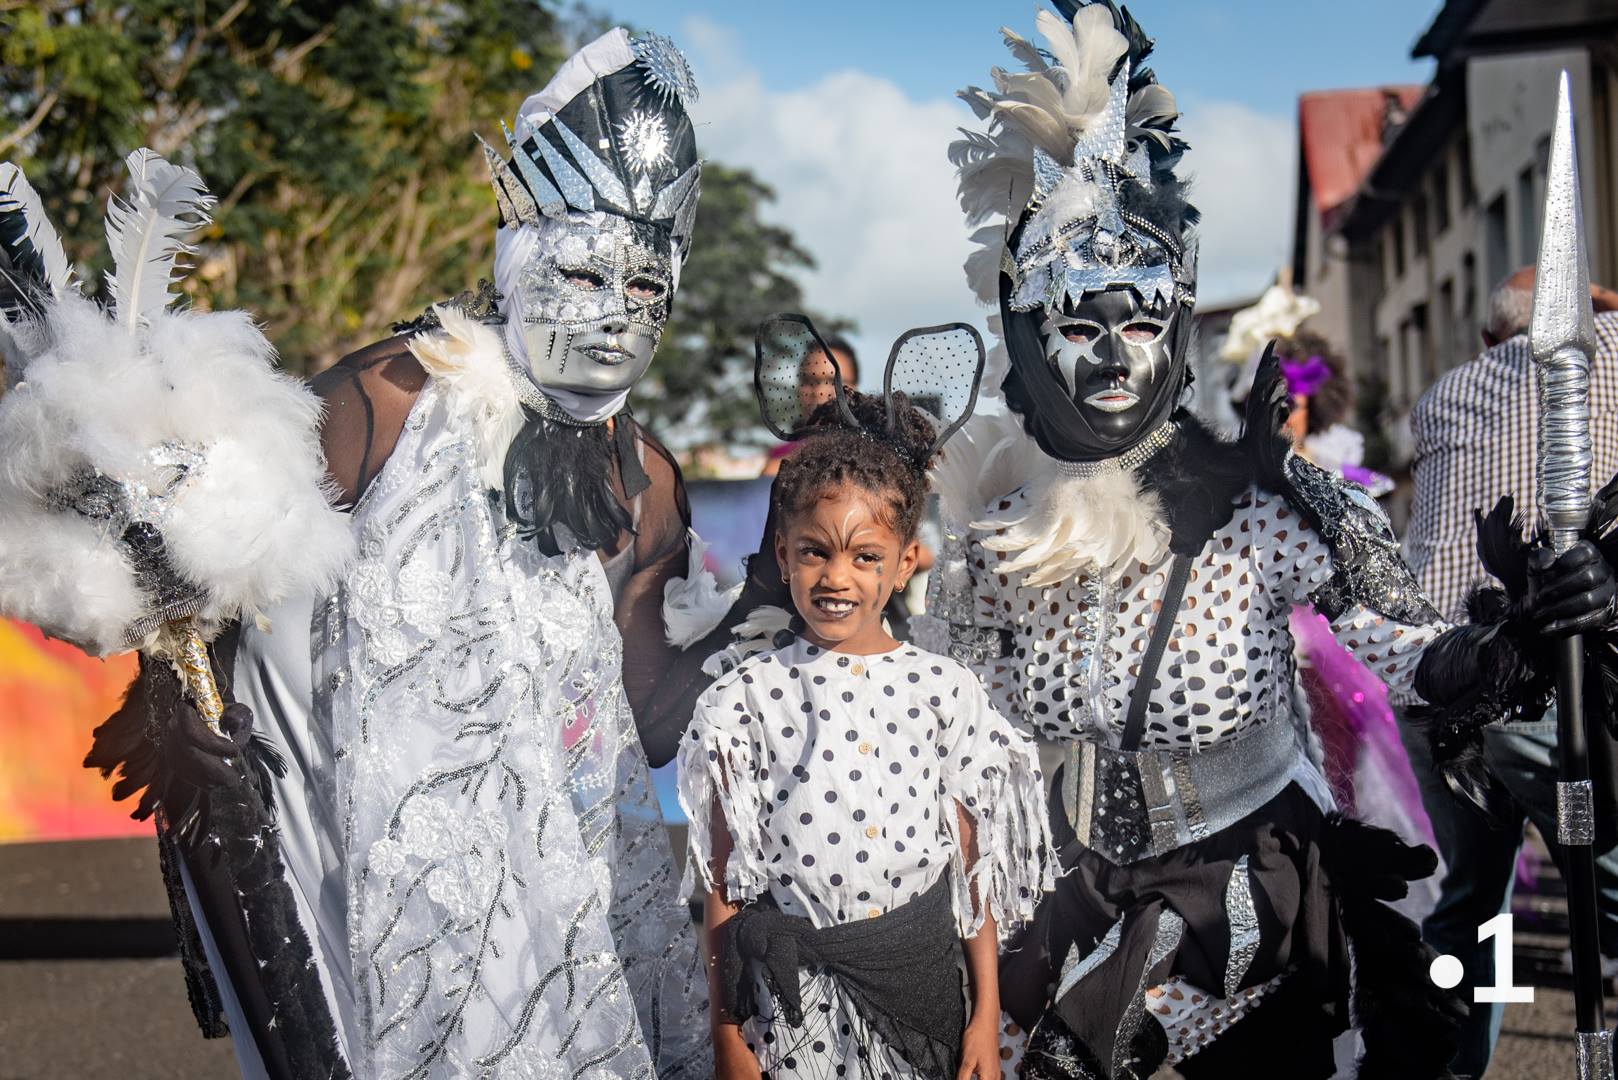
[309,335,429,507]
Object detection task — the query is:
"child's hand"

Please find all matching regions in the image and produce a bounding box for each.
[957,1013,1003,1079]
[714,1025,764,1080]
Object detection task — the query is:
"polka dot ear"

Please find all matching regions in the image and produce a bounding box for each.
[882,322,988,460]
[753,312,858,440]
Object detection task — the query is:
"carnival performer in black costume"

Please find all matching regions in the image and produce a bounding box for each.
[918,5,1618,1078]
[75,27,764,1080]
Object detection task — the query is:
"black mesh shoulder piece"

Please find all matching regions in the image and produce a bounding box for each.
[1281,453,1440,625]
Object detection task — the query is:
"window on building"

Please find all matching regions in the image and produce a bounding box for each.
[1517,165,1538,267]
[1413,193,1430,258]
[1485,193,1510,289]
[1458,131,1476,207]
[1438,278,1456,371]
[1410,302,1431,392]
[1395,319,1411,406]
[1461,251,1479,355]
[1392,216,1406,278]
[1433,159,1451,235]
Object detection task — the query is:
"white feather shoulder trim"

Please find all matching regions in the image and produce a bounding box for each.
[406,305,525,490]
[930,409,1169,586]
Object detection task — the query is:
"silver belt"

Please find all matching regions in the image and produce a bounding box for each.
[1062,716,1302,865]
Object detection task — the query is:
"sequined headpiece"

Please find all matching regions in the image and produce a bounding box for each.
[951,2,1197,313]
[479,29,701,258]
[753,314,987,472]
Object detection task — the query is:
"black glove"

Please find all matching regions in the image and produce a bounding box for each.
[85,641,259,833]
[1524,539,1618,637]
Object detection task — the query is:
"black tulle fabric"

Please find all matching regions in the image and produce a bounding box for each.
[502,408,643,557]
[720,876,965,1079]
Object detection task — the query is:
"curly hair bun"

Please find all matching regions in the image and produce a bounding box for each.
[775,390,939,541]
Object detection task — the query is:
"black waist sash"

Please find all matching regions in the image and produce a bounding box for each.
[720,875,965,1079]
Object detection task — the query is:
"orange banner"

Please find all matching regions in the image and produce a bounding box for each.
[0,619,146,843]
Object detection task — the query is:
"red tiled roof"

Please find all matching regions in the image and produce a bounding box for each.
[1299,86,1425,220]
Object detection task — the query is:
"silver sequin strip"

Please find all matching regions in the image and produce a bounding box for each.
[1559,779,1596,846]
[1112,908,1185,1078]
[1577,1029,1614,1080]
[1054,421,1178,478]
[1056,917,1124,1004]
[1223,855,1260,1000]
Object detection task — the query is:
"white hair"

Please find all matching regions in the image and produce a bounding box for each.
[1486,274,1535,341]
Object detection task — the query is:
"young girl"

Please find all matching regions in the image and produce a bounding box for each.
[678,391,1053,1080]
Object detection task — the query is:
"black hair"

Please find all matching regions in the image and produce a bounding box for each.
[773,390,936,542]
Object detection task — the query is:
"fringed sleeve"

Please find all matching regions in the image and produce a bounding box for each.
[674,679,770,907]
[938,665,1056,939]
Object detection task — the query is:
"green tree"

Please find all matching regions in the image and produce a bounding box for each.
[638,163,852,459]
[2,0,566,371]
[2,2,845,450]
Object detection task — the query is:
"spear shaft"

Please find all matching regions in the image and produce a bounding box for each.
[1530,70,1612,1079]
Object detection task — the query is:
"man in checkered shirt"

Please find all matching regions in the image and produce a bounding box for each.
[1401,266,1618,1077]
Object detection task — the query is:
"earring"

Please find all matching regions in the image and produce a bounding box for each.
[781,572,791,584]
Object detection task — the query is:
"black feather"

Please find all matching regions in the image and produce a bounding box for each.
[502,407,634,557]
[1137,411,1250,555]
[1322,816,1465,1080]
[0,198,50,322]
[1474,496,1530,598]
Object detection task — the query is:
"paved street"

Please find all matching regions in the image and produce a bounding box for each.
[0,836,1595,1079]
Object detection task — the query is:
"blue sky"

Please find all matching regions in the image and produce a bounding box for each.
[608,2,1443,111]
[604,1,1449,364]
[607,1,1440,113]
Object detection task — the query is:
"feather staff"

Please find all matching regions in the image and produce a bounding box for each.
[0,149,352,735]
[1529,72,1613,1080]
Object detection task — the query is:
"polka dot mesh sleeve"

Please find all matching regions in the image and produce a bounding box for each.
[1250,487,1449,705]
[937,667,1055,938]
[675,677,770,906]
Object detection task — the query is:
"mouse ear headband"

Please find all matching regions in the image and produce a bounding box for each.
[753,312,986,470]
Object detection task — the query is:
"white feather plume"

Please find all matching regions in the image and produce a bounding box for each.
[0,295,353,655]
[930,409,1169,589]
[104,149,215,331]
[407,304,524,490]
[663,529,743,648]
[0,162,73,298]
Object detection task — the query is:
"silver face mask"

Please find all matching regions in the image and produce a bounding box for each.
[516,213,674,395]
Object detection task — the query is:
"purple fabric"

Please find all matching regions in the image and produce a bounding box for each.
[1280,355,1332,398]
[1291,606,1435,851]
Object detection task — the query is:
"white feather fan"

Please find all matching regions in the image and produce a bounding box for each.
[0,151,352,656]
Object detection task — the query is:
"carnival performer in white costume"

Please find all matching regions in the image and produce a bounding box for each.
[918,4,1618,1078]
[81,28,725,1080]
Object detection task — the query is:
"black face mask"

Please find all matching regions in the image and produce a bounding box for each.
[999,277,1193,463]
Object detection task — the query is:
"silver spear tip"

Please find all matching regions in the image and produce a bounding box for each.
[1530,70,1597,365]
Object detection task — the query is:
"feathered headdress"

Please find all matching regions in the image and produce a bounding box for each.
[950,2,1197,313]
[478,29,701,259]
[753,314,986,472]
[0,150,352,711]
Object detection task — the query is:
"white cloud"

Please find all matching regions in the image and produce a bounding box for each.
[1177,100,1297,308]
[687,68,980,376]
[681,16,1299,369]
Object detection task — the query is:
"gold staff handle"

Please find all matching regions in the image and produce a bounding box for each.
[166,617,226,739]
